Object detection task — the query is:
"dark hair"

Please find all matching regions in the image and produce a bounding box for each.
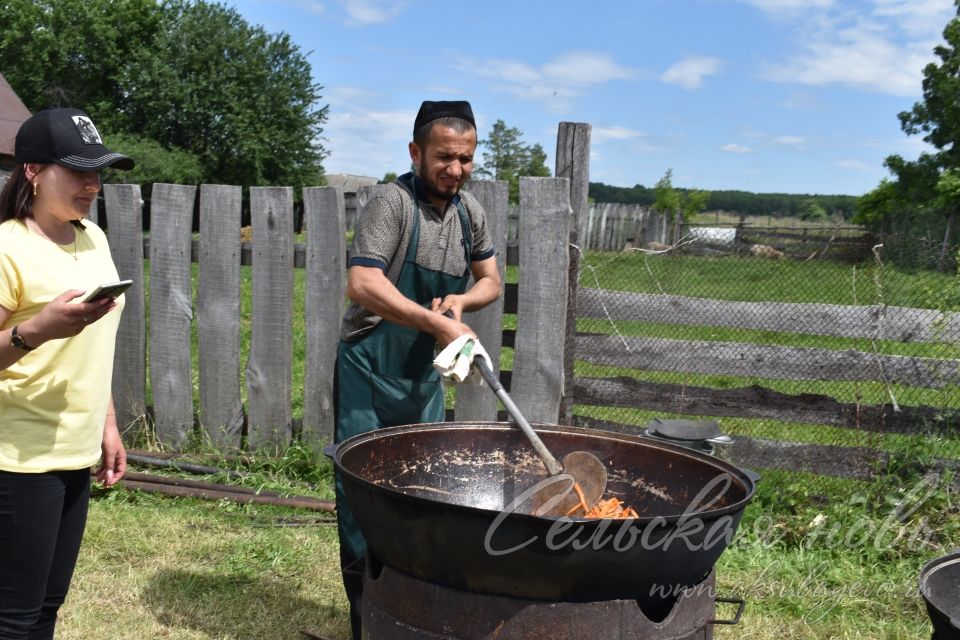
[0,165,34,223]
[413,116,476,150]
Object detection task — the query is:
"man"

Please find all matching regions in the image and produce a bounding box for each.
[334,100,501,638]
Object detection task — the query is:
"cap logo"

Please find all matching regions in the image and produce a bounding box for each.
[72,115,102,145]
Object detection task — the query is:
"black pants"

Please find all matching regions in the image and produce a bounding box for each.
[0,469,90,640]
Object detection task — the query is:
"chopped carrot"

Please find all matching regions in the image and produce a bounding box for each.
[566,483,638,519]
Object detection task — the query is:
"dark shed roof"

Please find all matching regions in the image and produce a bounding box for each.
[0,73,31,157]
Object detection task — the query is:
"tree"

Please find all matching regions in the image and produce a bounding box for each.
[0,0,328,189]
[0,0,162,112]
[380,172,398,184]
[798,198,828,221]
[114,1,328,189]
[854,179,902,231]
[869,2,960,269]
[652,170,710,241]
[101,133,203,187]
[475,120,550,203]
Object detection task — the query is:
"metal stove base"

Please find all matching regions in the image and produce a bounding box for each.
[362,562,720,640]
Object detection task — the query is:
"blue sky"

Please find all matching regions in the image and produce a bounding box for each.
[228,0,954,196]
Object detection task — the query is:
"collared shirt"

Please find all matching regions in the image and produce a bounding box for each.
[341,176,495,341]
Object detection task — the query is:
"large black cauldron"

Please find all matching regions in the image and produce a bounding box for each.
[920,551,960,639]
[335,422,755,614]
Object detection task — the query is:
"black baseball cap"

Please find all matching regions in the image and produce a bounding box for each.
[15,108,134,171]
[413,100,476,135]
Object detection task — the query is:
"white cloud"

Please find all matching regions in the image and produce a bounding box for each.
[591,126,646,142]
[321,85,416,175]
[773,135,806,146]
[765,24,931,96]
[721,143,754,153]
[661,56,722,90]
[541,52,635,86]
[871,0,955,37]
[742,0,833,10]
[454,52,636,111]
[835,159,875,171]
[340,0,406,25]
[288,0,327,14]
[756,0,953,96]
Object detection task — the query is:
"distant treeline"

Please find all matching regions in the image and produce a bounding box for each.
[589,182,859,219]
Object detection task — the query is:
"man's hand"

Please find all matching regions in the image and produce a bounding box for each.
[430,298,475,347]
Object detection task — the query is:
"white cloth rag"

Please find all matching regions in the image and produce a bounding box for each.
[433,335,494,384]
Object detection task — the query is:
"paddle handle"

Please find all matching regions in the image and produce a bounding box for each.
[472,357,564,476]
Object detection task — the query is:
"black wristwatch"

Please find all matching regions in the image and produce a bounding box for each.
[10,325,35,351]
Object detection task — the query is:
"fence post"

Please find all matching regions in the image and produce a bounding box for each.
[103,184,147,442]
[556,122,590,423]
[302,186,346,448]
[198,184,244,450]
[454,180,509,421]
[246,187,294,450]
[148,184,197,449]
[512,177,571,423]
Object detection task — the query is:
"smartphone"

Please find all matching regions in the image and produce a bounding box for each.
[82,280,133,303]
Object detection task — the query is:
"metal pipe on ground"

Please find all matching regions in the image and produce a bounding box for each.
[126,453,251,479]
[120,477,336,513]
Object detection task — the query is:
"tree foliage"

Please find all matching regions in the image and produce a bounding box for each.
[101,133,203,186]
[652,169,709,222]
[474,119,551,203]
[0,0,328,188]
[0,0,162,112]
[590,182,856,218]
[858,1,960,269]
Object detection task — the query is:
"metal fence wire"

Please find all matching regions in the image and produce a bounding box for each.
[570,228,960,486]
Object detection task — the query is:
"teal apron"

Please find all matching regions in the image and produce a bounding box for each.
[335,173,473,561]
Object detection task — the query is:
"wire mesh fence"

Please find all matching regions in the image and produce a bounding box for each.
[570,226,960,490]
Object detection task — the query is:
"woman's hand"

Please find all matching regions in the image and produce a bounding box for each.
[95,413,126,487]
[19,289,116,346]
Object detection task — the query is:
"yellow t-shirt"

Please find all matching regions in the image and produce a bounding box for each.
[0,218,125,473]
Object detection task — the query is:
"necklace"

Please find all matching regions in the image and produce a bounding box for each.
[27,218,78,260]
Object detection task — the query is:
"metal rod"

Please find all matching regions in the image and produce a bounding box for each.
[473,358,563,476]
[126,453,251,479]
[121,478,336,513]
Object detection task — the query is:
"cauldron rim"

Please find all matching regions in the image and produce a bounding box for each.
[334,420,756,523]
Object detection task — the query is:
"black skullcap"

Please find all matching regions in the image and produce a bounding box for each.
[413,100,476,135]
[15,108,134,171]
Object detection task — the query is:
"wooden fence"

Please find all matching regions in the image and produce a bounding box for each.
[91,120,956,483]
[97,175,571,451]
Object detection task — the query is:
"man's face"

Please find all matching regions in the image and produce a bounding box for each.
[409,124,476,206]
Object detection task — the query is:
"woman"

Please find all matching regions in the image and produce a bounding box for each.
[0,107,134,639]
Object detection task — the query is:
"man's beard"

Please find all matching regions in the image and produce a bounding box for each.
[419,158,461,203]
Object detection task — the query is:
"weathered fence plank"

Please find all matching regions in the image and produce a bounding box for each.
[556,122,591,423]
[246,187,294,449]
[577,289,960,343]
[576,333,959,388]
[454,180,510,421]
[572,377,960,434]
[302,186,346,447]
[103,184,146,440]
[198,184,244,449]
[511,177,571,423]
[574,413,887,480]
[149,184,197,448]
